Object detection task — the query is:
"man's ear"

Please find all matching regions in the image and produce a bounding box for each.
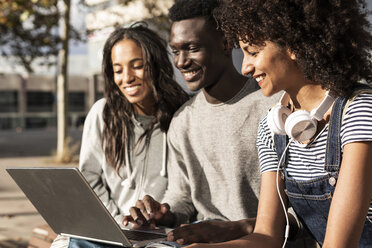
[222,37,232,56]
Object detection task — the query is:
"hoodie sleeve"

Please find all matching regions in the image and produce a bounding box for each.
[162,121,196,227]
[78,99,121,217]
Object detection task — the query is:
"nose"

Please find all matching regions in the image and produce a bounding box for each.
[123,68,135,84]
[241,55,254,76]
[175,51,190,69]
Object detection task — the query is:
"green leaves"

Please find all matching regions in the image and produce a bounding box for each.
[0,0,81,72]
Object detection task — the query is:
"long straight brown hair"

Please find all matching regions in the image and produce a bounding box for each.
[101,23,189,172]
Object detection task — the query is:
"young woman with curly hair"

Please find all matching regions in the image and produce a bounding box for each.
[184,0,372,247]
[51,23,189,248]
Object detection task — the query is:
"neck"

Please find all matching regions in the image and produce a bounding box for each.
[134,96,156,116]
[134,105,155,116]
[202,66,247,104]
[287,84,327,112]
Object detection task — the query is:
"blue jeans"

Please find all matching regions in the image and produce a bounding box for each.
[69,238,123,248]
[275,95,372,247]
[68,238,184,248]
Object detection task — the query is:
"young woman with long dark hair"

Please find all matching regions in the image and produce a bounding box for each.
[51,22,189,248]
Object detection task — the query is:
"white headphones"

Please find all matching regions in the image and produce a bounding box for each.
[267,91,335,142]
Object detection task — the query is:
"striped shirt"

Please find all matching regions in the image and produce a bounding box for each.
[257,93,372,221]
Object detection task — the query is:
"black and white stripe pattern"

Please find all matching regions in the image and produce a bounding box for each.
[256,93,372,221]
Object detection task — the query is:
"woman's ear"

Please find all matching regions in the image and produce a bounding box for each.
[287,48,296,60]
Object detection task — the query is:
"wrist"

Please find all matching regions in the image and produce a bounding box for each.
[160,211,176,227]
[238,218,256,235]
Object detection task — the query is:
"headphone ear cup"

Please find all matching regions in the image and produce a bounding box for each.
[284,110,317,142]
[267,105,292,135]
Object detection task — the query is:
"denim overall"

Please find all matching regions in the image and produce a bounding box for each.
[274,96,372,247]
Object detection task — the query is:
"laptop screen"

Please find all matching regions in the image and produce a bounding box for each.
[6,167,132,246]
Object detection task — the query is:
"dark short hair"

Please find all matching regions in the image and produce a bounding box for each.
[168,0,218,23]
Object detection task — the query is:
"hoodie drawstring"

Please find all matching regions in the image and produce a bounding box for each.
[121,132,167,189]
[122,140,135,189]
[160,132,167,177]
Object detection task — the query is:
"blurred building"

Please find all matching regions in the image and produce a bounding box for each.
[0,0,176,131]
[0,73,104,130]
[0,0,246,131]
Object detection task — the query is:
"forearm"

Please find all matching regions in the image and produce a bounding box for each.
[170,219,276,246]
[234,172,287,247]
[186,233,282,248]
[208,218,256,242]
[182,171,286,247]
[230,218,256,238]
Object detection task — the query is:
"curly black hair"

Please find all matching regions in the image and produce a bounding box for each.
[214,0,372,97]
[102,22,189,172]
[169,0,218,23]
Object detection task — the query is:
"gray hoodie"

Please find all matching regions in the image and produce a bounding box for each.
[79,98,168,220]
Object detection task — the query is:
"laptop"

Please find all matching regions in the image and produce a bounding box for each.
[6,167,169,247]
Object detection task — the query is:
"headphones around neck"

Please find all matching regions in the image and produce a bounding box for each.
[267,91,335,142]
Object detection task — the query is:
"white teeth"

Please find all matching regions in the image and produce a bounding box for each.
[125,85,139,92]
[183,70,198,77]
[256,75,264,82]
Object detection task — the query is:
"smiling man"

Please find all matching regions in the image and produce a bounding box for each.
[123,0,280,245]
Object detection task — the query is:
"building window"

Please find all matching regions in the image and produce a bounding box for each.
[26,117,48,129]
[0,91,18,112]
[0,118,12,129]
[69,92,85,112]
[27,91,54,112]
[25,116,56,129]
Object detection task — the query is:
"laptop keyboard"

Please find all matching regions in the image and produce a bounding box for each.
[122,229,167,241]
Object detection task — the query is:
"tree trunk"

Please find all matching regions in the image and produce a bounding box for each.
[56,0,71,162]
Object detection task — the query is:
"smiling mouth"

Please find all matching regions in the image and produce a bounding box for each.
[255,74,265,84]
[183,70,199,76]
[124,85,141,95]
[182,69,201,81]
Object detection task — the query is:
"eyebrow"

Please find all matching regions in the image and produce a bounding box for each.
[170,41,202,50]
[112,58,143,66]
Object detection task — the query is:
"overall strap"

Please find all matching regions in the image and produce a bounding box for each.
[325,84,372,172]
[274,134,288,175]
[324,97,347,172]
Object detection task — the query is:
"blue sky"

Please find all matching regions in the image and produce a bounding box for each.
[69,0,88,54]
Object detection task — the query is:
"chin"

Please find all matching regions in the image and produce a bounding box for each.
[260,88,274,97]
[125,96,141,104]
[186,82,203,92]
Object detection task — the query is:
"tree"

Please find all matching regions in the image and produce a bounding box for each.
[86,0,174,35]
[56,0,71,162]
[0,0,81,71]
[118,0,173,32]
[0,0,82,162]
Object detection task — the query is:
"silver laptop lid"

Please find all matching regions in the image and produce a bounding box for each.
[6,167,132,247]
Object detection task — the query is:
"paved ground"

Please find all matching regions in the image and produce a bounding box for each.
[0,129,82,158]
[0,129,81,247]
[0,156,78,247]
